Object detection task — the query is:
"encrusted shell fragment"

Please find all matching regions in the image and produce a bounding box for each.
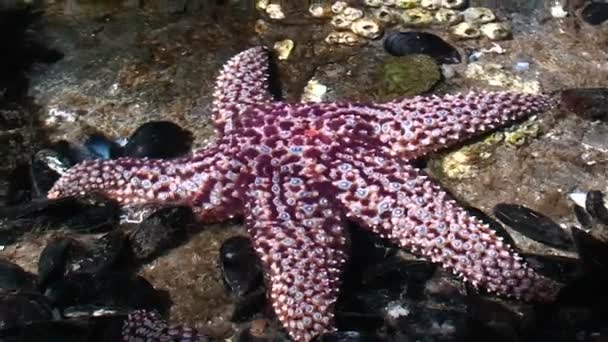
[420,0,441,10]
[451,22,481,39]
[301,79,328,103]
[464,62,541,93]
[351,18,384,39]
[254,19,270,35]
[256,0,268,10]
[441,0,465,9]
[364,0,384,7]
[463,7,496,25]
[273,39,294,60]
[266,3,285,20]
[372,6,397,24]
[342,7,365,21]
[550,3,568,18]
[434,8,462,25]
[309,1,330,18]
[401,8,434,26]
[480,22,511,40]
[331,15,353,29]
[395,0,420,9]
[331,1,348,14]
[325,31,363,46]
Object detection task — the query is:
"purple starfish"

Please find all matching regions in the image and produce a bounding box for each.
[49,46,561,341]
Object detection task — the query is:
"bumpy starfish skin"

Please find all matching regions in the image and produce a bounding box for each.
[122,310,208,341]
[49,47,561,341]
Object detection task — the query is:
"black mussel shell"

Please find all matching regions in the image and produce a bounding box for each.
[38,231,128,289]
[0,315,126,342]
[4,163,31,205]
[574,204,593,229]
[581,2,608,25]
[466,296,531,341]
[219,236,263,298]
[44,272,168,314]
[30,141,87,199]
[0,193,120,233]
[0,228,17,246]
[230,288,267,323]
[0,293,54,330]
[465,206,517,247]
[30,149,65,199]
[493,204,575,251]
[0,8,63,101]
[313,331,387,342]
[334,311,385,333]
[561,88,608,122]
[521,253,581,284]
[37,237,77,288]
[585,190,608,225]
[557,274,608,307]
[123,121,193,159]
[84,133,123,160]
[359,258,436,299]
[0,104,28,131]
[129,206,193,261]
[571,227,608,277]
[0,259,37,292]
[387,299,468,342]
[383,31,461,64]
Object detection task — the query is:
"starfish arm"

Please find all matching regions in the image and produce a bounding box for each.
[329,150,561,302]
[47,145,242,221]
[122,310,208,341]
[244,173,347,342]
[384,91,556,159]
[212,46,275,134]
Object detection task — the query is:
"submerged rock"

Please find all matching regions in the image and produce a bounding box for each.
[560,88,608,121]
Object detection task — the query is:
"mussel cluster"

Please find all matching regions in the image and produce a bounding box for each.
[0,120,205,340]
[220,196,608,341]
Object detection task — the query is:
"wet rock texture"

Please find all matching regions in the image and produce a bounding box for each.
[1,0,608,340]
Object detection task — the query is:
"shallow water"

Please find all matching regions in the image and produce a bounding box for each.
[1,0,608,341]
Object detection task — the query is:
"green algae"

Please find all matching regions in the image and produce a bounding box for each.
[373,54,441,101]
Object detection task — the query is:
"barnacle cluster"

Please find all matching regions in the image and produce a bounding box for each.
[306,1,512,45]
[254,1,512,46]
